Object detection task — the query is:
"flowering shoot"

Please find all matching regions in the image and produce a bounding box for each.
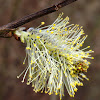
[15,13,94,100]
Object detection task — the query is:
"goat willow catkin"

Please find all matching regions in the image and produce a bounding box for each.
[15,13,94,100]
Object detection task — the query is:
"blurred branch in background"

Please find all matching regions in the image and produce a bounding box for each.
[0,0,77,38]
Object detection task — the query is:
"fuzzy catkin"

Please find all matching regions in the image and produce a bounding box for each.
[15,13,94,100]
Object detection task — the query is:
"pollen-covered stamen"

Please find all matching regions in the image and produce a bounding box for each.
[15,13,94,100]
[17,65,29,79]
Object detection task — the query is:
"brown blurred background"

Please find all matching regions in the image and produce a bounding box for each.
[0,0,100,100]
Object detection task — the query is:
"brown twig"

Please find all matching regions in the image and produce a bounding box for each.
[0,0,77,38]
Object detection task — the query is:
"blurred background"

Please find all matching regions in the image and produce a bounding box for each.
[0,0,100,100]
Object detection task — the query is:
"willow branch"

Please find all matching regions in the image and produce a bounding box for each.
[0,0,77,38]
